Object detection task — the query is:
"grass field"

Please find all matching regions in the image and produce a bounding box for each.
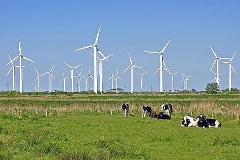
[0,93,240,159]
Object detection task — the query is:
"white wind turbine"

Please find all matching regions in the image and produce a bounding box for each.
[182,73,192,91]
[145,40,171,92]
[167,69,178,92]
[60,72,68,92]
[75,26,103,94]
[123,53,141,93]
[35,69,45,92]
[107,70,121,93]
[44,66,55,93]
[221,52,236,91]
[76,71,83,92]
[136,72,147,92]
[107,73,115,90]
[82,70,93,92]
[210,46,231,87]
[64,62,82,92]
[7,39,35,93]
[6,55,16,91]
[91,52,113,93]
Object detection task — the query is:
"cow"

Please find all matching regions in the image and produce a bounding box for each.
[197,114,221,128]
[160,103,173,114]
[157,112,171,120]
[181,116,198,127]
[122,103,129,116]
[142,106,152,117]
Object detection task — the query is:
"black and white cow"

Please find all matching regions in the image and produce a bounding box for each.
[181,116,198,127]
[197,114,221,128]
[122,103,129,116]
[142,106,152,117]
[157,112,171,120]
[160,103,174,115]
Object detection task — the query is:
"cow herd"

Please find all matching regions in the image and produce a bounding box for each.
[121,103,221,128]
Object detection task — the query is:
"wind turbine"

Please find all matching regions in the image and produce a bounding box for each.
[76,71,83,92]
[75,26,103,94]
[145,40,171,92]
[82,70,93,92]
[35,69,45,92]
[7,39,35,93]
[123,53,141,93]
[60,72,68,92]
[221,52,236,91]
[44,65,55,93]
[6,55,16,91]
[210,46,231,87]
[182,73,192,91]
[64,62,82,92]
[113,70,122,93]
[166,69,178,92]
[107,73,115,91]
[91,52,113,93]
[136,72,147,92]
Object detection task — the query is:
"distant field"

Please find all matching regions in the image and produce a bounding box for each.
[0,93,240,159]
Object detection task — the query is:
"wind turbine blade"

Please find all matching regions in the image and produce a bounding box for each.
[64,62,72,68]
[133,65,141,68]
[230,52,236,63]
[23,56,35,63]
[74,64,82,69]
[7,55,19,65]
[35,69,40,75]
[18,39,22,54]
[210,46,218,58]
[94,26,101,44]
[144,51,159,54]
[123,65,131,73]
[161,40,171,53]
[6,66,13,76]
[136,72,141,76]
[50,65,54,72]
[104,54,113,60]
[163,59,168,70]
[231,65,236,74]
[210,60,216,71]
[75,45,94,51]
[97,49,105,58]
[154,68,160,75]
[129,53,133,64]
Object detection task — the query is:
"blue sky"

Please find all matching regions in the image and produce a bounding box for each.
[0,0,240,92]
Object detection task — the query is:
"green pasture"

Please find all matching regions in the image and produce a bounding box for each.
[0,93,240,159]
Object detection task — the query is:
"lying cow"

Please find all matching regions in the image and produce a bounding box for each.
[197,114,221,128]
[157,112,171,120]
[160,103,173,115]
[122,103,129,116]
[142,106,152,117]
[181,116,198,127]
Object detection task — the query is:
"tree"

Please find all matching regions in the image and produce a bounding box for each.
[205,83,219,94]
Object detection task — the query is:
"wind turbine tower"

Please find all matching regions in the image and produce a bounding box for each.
[123,53,141,93]
[145,40,171,92]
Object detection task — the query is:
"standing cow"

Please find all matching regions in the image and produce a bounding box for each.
[122,103,129,116]
[142,106,152,117]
